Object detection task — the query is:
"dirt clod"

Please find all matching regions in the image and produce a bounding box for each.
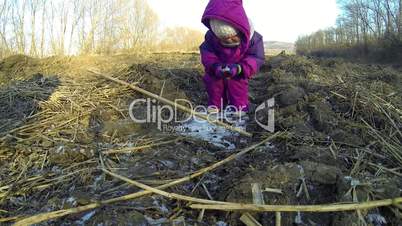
[0,54,401,226]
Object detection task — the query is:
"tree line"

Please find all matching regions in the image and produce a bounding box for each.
[0,0,204,59]
[296,0,402,61]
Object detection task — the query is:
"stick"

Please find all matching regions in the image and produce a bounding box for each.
[13,133,280,225]
[190,197,402,212]
[275,212,281,226]
[197,209,205,222]
[88,69,252,137]
[240,213,262,226]
[0,216,22,223]
[263,188,283,195]
[103,138,181,155]
[251,183,265,205]
[354,157,402,177]
[102,168,228,205]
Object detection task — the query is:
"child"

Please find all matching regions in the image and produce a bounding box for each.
[200,0,265,114]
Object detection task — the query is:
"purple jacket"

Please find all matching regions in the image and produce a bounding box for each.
[200,0,265,79]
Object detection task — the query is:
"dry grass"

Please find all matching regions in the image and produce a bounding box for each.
[0,53,401,225]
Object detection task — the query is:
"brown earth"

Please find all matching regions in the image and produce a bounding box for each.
[0,53,401,225]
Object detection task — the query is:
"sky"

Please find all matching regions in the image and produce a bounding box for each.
[147,0,340,43]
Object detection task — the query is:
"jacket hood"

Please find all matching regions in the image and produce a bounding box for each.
[202,0,252,42]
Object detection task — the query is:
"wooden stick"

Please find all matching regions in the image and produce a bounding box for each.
[197,209,205,222]
[275,212,281,226]
[102,168,228,205]
[0,216,22,223]
[251,183,265,205]
[357,158,402,177]
[103,138,181,154]
[88,69,252,137]
[190,197,402,212]
[13,133,280,226]
[264,188,283,195]
[240,213,262,226]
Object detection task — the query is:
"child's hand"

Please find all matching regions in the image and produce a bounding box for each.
[214,64,226,78]
[223,64,242,79]
[214,64,242,79]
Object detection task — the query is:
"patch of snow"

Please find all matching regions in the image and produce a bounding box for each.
[294,211,304,224]
[56,145,64,153]
[367,213,387,226]
[152,197,169,214]
[158,160,175,168]
[145,216,168,225]
[264,142,275,149]
[178,112,248,150]
[64,196,77,207]
[75,210,96,225]
[216,221,228,226]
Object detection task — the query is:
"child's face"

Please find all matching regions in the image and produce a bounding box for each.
[219,35,241,47]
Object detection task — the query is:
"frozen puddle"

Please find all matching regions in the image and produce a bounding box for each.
[178,112,248,150]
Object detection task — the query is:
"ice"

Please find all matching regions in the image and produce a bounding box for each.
[367,213,387,226]
[216,221,228,226]
[178,112,248,150]
[80,210,96,223]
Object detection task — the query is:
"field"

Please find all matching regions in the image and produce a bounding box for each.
[0,53,401,225]
[264,41,295,56]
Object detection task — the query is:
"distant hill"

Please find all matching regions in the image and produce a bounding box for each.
[264,41,295,55]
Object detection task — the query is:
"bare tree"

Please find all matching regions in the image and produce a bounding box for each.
[59,2,70,55]
[122,0,158,52]
[39,0,47,57]
[67,0,82,54]
[11,0,27,54]
[399,0,402,37]
[80,0,102,54]
[0,0,161,58]
[0,0,12,58]
[297,0,402,58]
[159,27,204,51]
[28,0,39,56]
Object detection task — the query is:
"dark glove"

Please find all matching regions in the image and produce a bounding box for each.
[213,63,225,78]
[222,64,242,79]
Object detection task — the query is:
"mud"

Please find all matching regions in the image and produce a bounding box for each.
[0,53,401,225]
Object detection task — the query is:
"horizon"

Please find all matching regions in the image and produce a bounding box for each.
[0,0,342,58]
[148,0,340,43]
